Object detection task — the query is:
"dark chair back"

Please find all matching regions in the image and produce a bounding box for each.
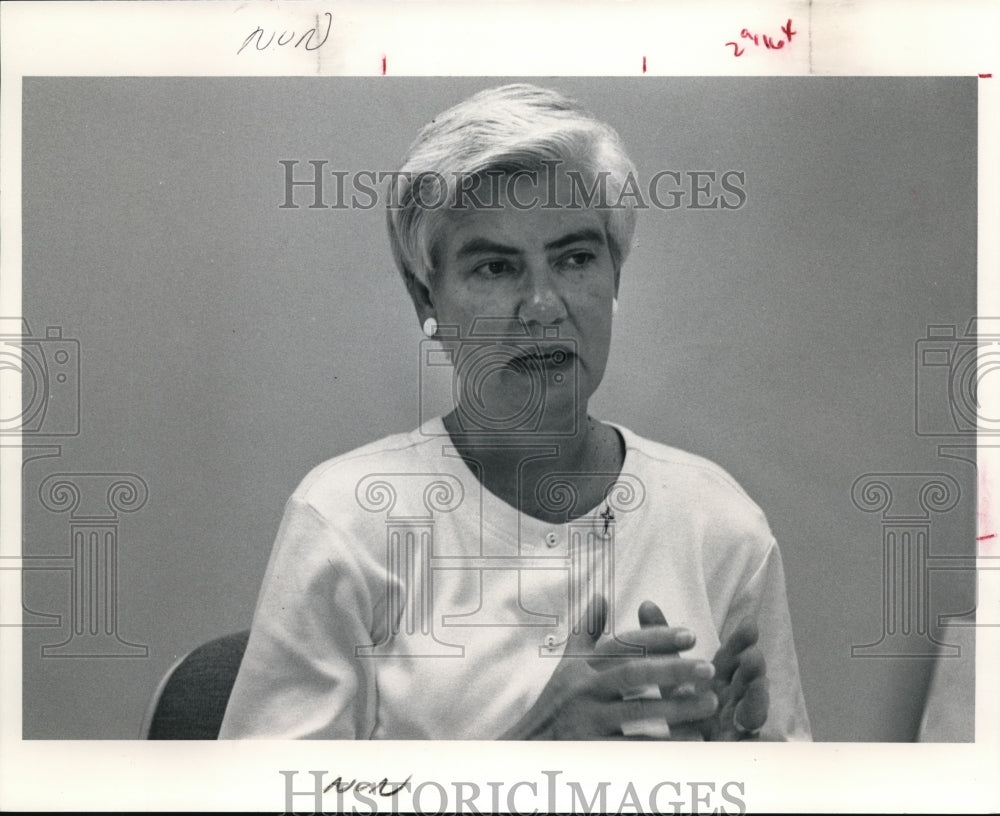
[144,630,250,739]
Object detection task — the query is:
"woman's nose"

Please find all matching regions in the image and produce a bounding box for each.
[516,263,567,326]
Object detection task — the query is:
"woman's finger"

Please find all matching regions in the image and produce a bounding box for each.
[730,644,767,696]
[589,626,695,669]
[588,600,693,670]
[733,676,770,735]
[590,655,715,699]
[713,617,759,682]
[638,600,668,627]
[720,645,766,714]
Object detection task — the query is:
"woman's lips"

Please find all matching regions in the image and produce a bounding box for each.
[508,348,572,367]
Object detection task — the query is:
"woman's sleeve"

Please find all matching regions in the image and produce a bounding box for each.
[218,497,379,739]
[722,537,812,741]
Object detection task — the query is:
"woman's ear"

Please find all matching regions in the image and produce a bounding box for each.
[403,268,435,327]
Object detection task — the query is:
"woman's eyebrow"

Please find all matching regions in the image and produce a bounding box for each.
[544,229,606,251]
[455,238,521,258]
[455,228,606,259]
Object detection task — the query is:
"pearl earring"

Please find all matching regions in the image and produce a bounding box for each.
[612,298,619,316]
[422,317,438,337]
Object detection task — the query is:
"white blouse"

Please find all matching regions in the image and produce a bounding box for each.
[219,417,811,740]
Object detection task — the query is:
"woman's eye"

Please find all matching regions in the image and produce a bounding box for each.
[559,251,595,270]
[474,260,514,277]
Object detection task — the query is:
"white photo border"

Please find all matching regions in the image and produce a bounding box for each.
[1,1,998,812]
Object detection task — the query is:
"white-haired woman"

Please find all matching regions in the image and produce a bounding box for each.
[219,84,811,741]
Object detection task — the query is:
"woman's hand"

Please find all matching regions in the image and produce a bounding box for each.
[625,602,770,741]
[500,596,717,740]
[700,616,770,741]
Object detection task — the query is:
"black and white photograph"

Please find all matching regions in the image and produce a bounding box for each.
[1,1,998,813]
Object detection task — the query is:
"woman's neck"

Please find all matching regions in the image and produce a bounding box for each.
[441,411,625,524]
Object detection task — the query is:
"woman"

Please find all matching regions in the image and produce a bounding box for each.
[219,84,811,741]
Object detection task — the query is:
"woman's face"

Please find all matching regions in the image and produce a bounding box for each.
[426,172,618,432]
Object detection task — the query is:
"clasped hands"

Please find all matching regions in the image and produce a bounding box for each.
[502,596,769,740]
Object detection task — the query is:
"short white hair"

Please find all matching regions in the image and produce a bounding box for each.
[386,83,639,290]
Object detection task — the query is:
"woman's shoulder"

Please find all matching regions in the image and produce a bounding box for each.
[612,422,771,535]
[290,420,447,520]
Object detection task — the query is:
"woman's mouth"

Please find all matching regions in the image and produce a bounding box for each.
[508,347,572,368]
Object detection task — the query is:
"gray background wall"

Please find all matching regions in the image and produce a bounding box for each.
[20,77,977,740]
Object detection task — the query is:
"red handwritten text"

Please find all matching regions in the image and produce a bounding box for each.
[726,19,795,57]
